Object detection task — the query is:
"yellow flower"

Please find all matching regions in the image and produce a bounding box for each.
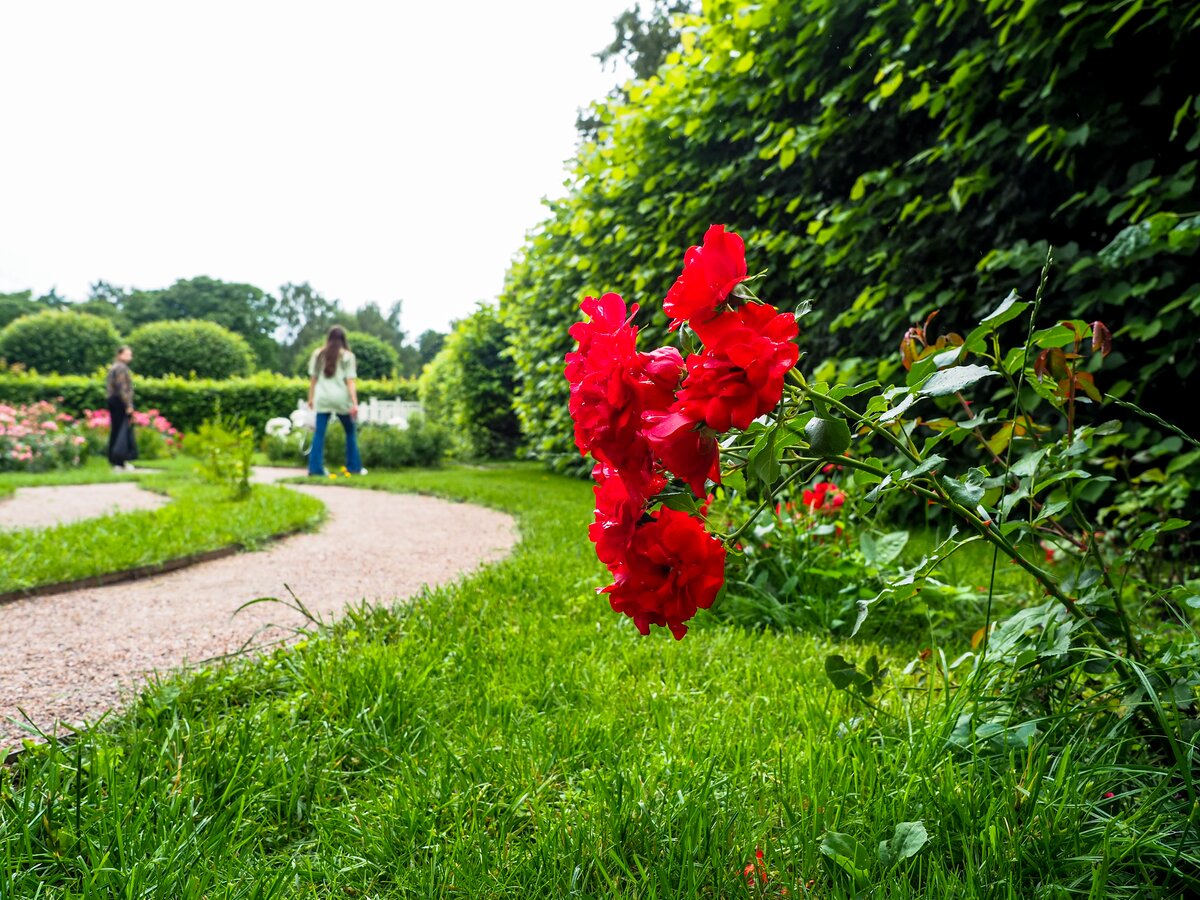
[328,472,337,479]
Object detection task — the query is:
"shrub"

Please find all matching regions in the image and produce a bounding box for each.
[0,370,416,435]
[0,400,89,472]
[182,415,255,500]
[296,331,399,381]
[81,407,181,460]
[0,310,121,375]
[263,417,447,470]
[500,0,1200,468]
[128,319,255,379]
[419,305,520,460]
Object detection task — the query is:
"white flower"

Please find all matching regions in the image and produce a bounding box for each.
[266,417,292,437]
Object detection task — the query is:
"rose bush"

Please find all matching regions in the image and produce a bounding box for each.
[82,407,181,460]
[0,400,88,471]
[566,226,798,639]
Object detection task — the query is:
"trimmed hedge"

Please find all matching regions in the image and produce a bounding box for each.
[0,371,416,435]
[0,311,121,376]
[499,0,1200,468]
[296,331,399,381]
[419,304,521,460]
[128,319,255,379]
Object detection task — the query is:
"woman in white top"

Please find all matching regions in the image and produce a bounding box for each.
[306,326,366,476]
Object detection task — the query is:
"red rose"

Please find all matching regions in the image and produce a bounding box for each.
[802,480,845,515]
[565,294,683,494]
[603,507,727,640]
[663,224,748,332]
[643,409,720,497]
[589,463,663,571]
[674,305,799,432]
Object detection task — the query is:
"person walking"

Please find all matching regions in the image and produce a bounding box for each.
[105,345,137,470]
[306,326,367,476]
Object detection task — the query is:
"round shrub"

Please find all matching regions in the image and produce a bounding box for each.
[128,319,255,379]
[0,310,121,375]
[296,330,399,381]
[419,304,520,460]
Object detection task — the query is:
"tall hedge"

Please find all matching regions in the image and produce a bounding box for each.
[500,0,1200,468]
[0,371,416,435]
[0,311,121,376]
[128,319,255,379]
[419,304,521,460]
[296,330,399,381]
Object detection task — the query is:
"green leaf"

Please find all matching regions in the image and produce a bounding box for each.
[820,831,872,884]
[747,428,780,489]
[878,821,929,866]
[900,455,946,480]
[861,530,910,567]
[919,365,997,397]
[942,469,986,507]
[825,654,871,692]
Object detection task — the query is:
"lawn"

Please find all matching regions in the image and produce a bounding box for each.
[2,464,1191,897]
[0,458,325,596]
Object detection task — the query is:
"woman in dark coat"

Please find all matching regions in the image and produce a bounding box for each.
[105,345,136,469]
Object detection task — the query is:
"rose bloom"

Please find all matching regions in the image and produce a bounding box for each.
[803,481,845,514]
[674,305,799,432]
[566,293,683,496]
[662,224,748,332]
[642,409,720,497]
[589,463,664,572]
[603,507,726,640]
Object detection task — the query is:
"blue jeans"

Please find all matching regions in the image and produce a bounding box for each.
[308,412,362,475]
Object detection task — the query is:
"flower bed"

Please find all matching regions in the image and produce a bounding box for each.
[0,401,88,472]
[82,407,181,460]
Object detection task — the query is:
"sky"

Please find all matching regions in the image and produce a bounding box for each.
[0,1,635,337]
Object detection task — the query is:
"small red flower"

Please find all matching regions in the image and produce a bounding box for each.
[802,481,845,515]
[663,224,748,332]
[742,847,767,887]
[673,305,799,432]
[603,507,727,640]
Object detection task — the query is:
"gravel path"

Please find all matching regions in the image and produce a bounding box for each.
[0,468,516,753]
[0,481,168,530]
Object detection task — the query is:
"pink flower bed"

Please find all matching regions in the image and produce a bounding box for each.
[0,400,89,472]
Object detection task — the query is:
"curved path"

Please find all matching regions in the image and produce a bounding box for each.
[0,468,516,753]
[0,480,168,530]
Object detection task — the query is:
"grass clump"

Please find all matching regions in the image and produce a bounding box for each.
[2,464,1193,897]
[0,464,324,594]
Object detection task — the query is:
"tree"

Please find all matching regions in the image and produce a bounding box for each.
[577,1,696,136]
[123,277,281,369]
[0,292,37,330]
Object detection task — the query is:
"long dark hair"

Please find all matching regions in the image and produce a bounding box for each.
[319,326,350,378]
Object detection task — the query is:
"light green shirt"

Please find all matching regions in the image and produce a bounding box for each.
[309,348,357,414]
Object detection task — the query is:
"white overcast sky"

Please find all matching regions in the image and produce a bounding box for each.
[0,1,635,337]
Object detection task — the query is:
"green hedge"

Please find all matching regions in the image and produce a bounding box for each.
[500,0,1200,468]
[0,310,121,376]
[296,331,400,381]
[419,304,521,460]
[128,319,255,379]
[0,371,416,434]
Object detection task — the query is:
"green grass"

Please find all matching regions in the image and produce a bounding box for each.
[0,466,325,595]
[0,456,143,499]
[1,465,1194,897]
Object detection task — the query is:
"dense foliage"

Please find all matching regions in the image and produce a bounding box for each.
[0,370,415,435]
[128,319,256,379]
[0,311,121,376]
[501,0,1200,468]
[419,304,521,460]
[264,417,448,470]
[296,330,400,381]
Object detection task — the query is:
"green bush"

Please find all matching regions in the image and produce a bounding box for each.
[296,331,399,381]
[0,370,416,435]
[0,310,121,375]
[264,417,447,469]
[128,319,255,379]
[419,305,520,460]
[500,0,1200,468]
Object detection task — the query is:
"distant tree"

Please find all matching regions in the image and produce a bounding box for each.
[416,329,446,368]
[577,1,695,135]
[123,277,281,370]
[0,291,37,329]
[276,281,340,347]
